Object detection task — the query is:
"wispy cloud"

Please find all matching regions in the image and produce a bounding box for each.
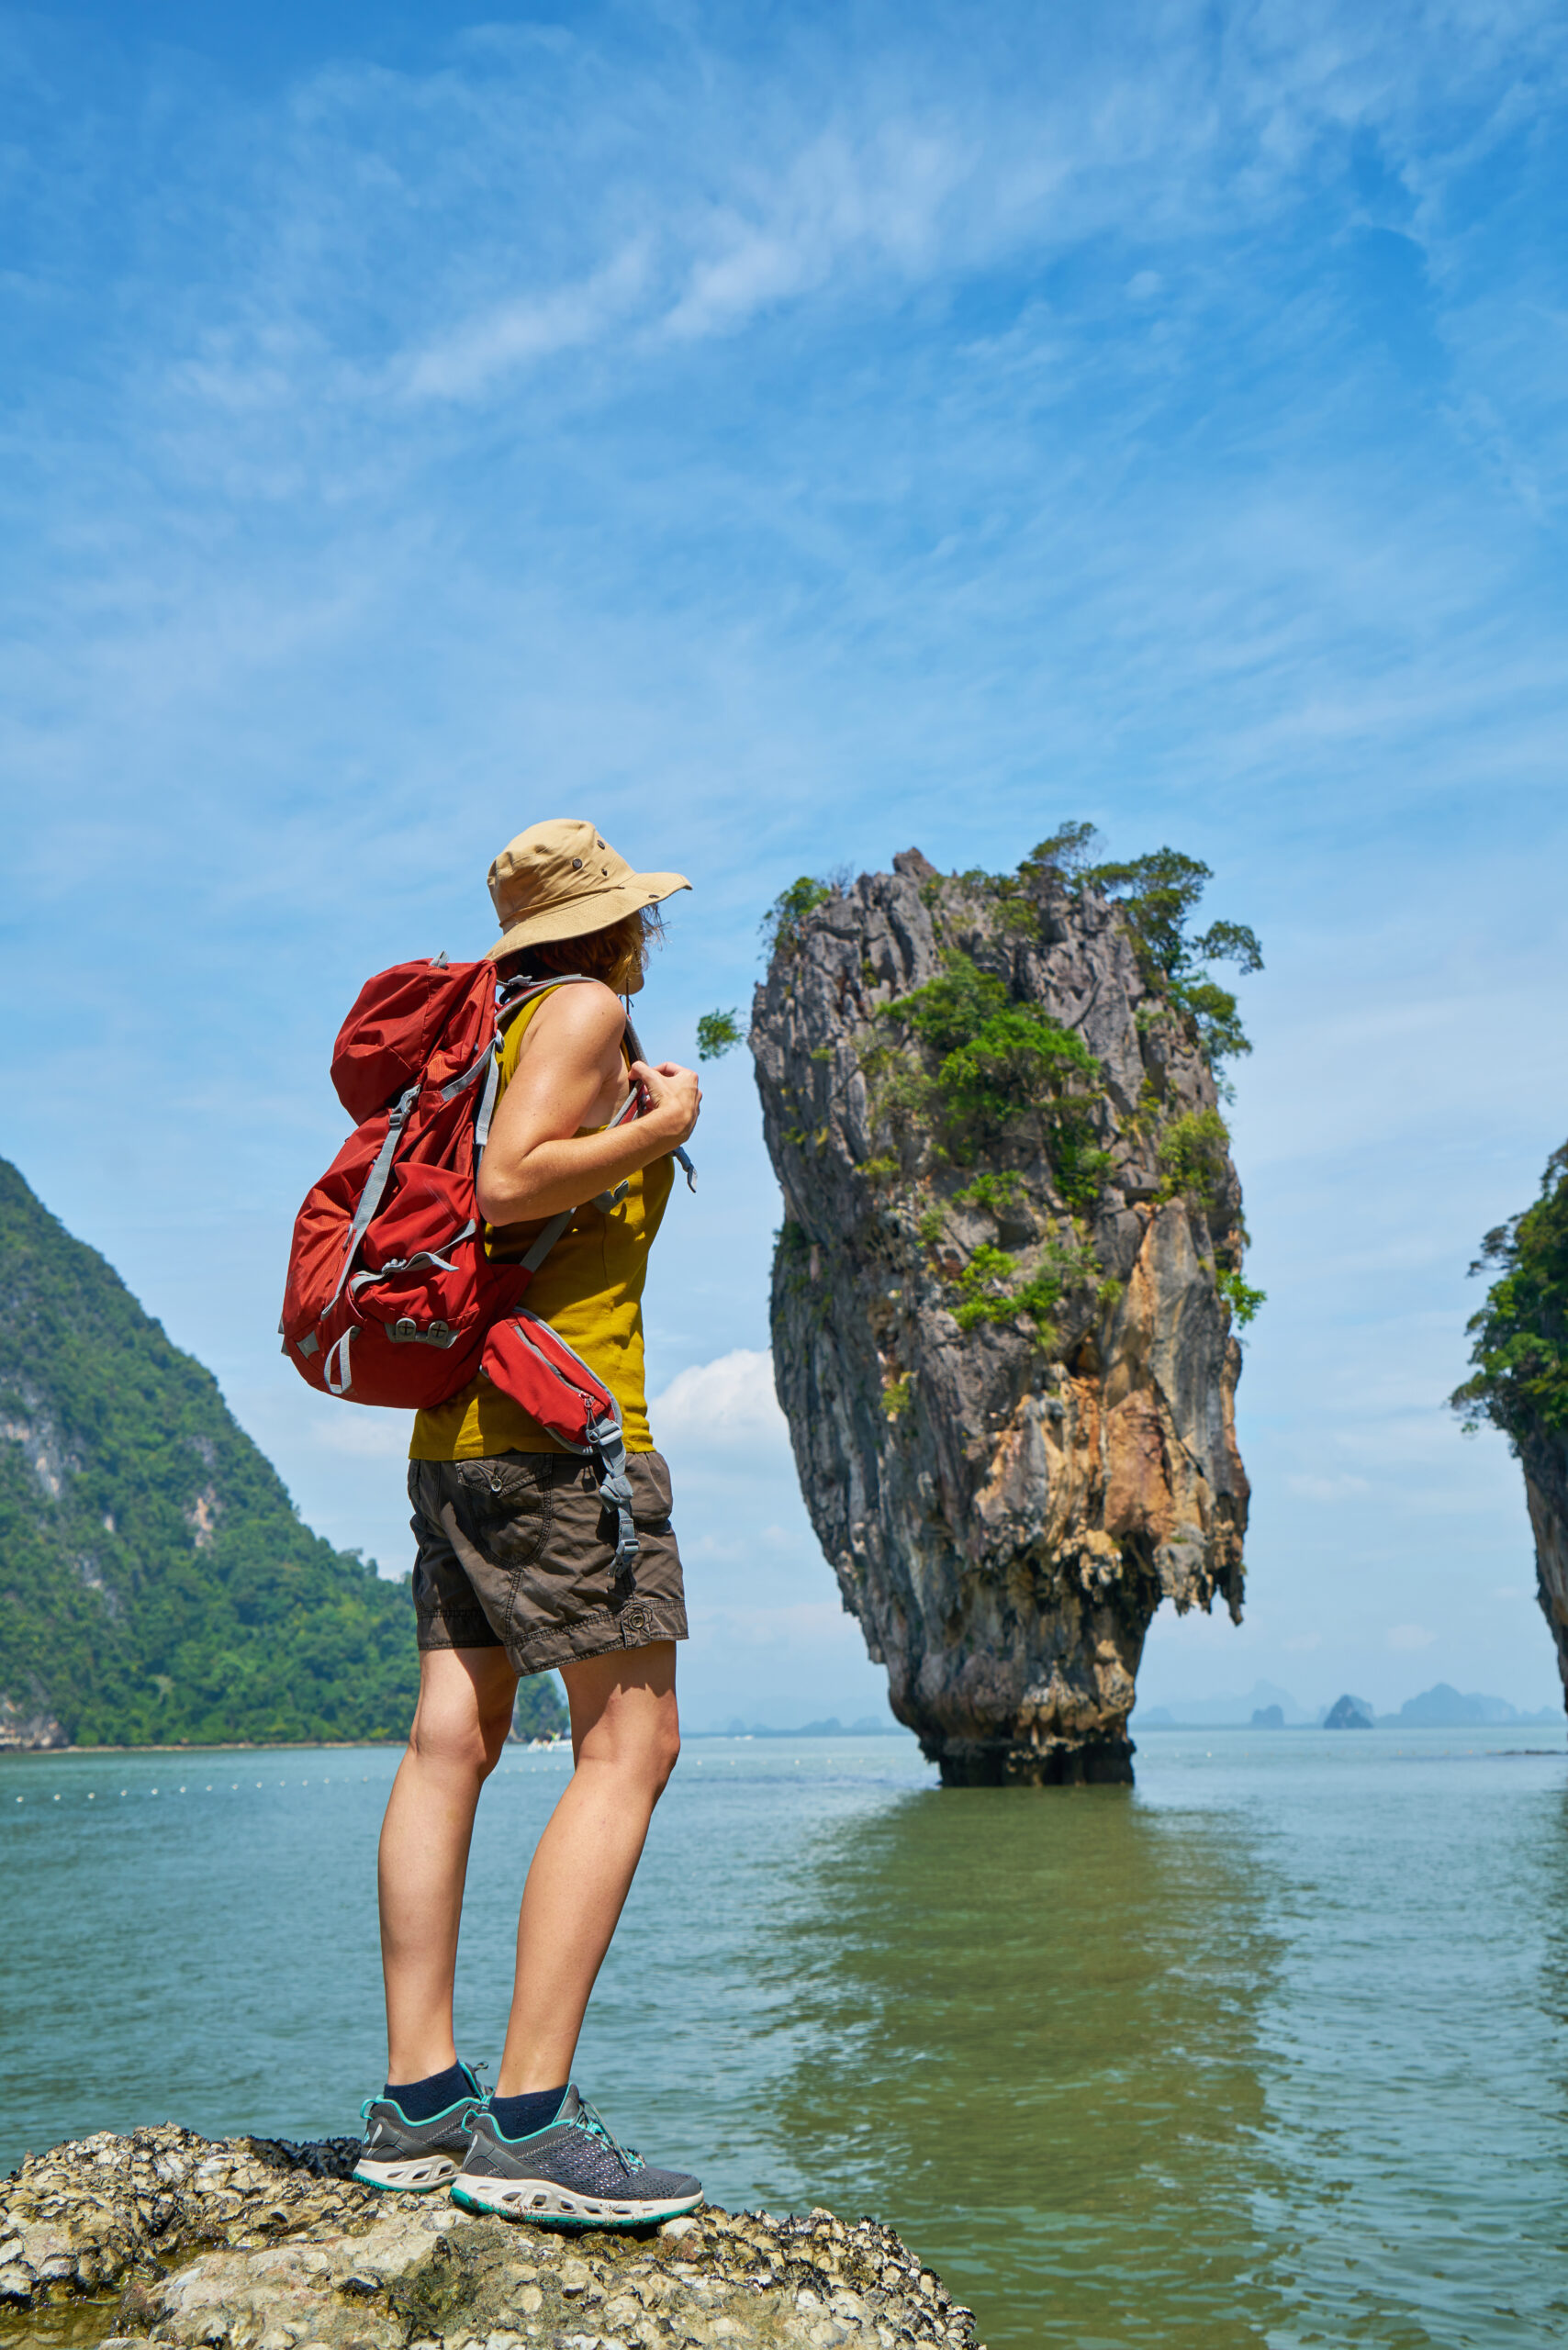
[401,241,654,401]
[661,123,968,342]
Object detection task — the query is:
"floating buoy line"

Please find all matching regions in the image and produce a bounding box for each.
[6,1749,577,1807]
[3,1742,900,1809]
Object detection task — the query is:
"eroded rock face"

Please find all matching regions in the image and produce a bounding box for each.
[751,851,1250,1785]
[1522,1433,1568,1705]
[0,1693,67,1751]
[0,2124,979,2350]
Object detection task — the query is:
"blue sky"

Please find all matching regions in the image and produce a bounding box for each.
[4,0,1566,1728]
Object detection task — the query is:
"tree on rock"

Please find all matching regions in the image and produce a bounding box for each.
[1452,1142,1568,1718]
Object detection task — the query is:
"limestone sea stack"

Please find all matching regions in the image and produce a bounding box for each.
[751,844,1254,1785]
[0,2125,980,2349]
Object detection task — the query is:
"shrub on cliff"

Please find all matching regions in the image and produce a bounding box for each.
[756,828,1264,1365]
[1452,1143,1568,1445]
[761,876,834,957]
[877,954,1110,1207]
[1043,835,1263,1072]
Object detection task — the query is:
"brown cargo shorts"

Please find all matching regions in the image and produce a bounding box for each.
[408,1449,688,1678]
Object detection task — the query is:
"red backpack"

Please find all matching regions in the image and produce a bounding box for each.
[279,956,686,1570]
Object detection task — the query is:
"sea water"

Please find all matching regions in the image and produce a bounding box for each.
[4,1726,1567,2349]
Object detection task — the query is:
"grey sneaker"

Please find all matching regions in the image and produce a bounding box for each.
[451,2086,702,2227]
[353,2063,486,2191]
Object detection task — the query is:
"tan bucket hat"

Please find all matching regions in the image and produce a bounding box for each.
[485,819,691,960]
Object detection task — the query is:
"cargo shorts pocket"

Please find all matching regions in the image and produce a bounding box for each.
[447,1456,551,1569]
[627,1451,674,1531]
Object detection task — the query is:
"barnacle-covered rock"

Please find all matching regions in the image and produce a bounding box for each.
[0,2124,980,2348]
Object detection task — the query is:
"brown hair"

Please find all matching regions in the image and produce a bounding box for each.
[496,906,659,998]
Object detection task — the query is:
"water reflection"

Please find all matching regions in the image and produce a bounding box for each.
[759,1783,1289,2350]
[12,1736,1568,2350]
[1247,1751,1568,2350]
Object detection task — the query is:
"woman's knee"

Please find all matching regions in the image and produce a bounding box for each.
[409,1706,493,1777]
[409,1654,516,1777]
[631,1694,681,1800]
[480,1696,517,1771]
[648,1724,680,1801]
[579,1705,680,1799]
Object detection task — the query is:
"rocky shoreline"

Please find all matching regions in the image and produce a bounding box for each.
[1,2126,980,2350]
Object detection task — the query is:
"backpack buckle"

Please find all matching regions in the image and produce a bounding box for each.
[387,1315,457,1347]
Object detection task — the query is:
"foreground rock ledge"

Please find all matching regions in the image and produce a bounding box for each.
[0,2125,980,2350]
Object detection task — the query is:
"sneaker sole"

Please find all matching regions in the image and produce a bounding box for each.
[450,2177,701,2228]
[353,2154,462,2191]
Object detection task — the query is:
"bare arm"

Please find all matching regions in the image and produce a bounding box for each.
[475,982,701,1226]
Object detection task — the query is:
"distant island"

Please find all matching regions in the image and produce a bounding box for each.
[1135,1679,1562,1731]
[692,1715,909,1739]
[0,1157,564,1750]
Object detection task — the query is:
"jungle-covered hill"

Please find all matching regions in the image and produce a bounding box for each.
[0,1158,564,1748]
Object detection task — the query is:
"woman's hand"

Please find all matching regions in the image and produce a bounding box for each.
[476,992,701,1228]
[630,1060,701,1149]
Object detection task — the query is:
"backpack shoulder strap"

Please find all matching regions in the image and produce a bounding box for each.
[481,974,696,1193]
[494,969,599,1032]
[622,1012,696,1193]
[475,974,599,1160]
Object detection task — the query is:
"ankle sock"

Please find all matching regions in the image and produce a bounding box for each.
[385,2061,472,2122]
[490,2086,568,2139]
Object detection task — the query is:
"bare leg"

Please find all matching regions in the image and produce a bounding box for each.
[495,1641,680,2095]
[378,1646,517,2082]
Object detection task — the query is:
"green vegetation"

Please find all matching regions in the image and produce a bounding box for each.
[1157,1108,1232,1209]
[513,1676,568,1740]
[696,1008,743,1061]
[954,1173,1025,1217]
[879,955,1110,1208]
[914,1175,1035,1254]
[761,829,1261,1354]
[1451,1144,1568,1443]
[1077,842,1261,1069]
[761,876,833,957]
[1215,1268,1267,1328]
[1017,821,1098,888]
[0,1156,567,1749]
[890,954,1009,1057]
[952,1244,1035,1332]
[881,1371,913,1423]
[947,1230,1103,1337]
[946,822,1263,1071]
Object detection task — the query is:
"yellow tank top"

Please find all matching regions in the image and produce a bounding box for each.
[409,983,673,1460]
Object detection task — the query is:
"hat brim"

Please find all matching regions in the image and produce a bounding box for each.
[485,872,691,961]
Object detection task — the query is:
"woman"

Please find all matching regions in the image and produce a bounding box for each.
[355,818,703,2223]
